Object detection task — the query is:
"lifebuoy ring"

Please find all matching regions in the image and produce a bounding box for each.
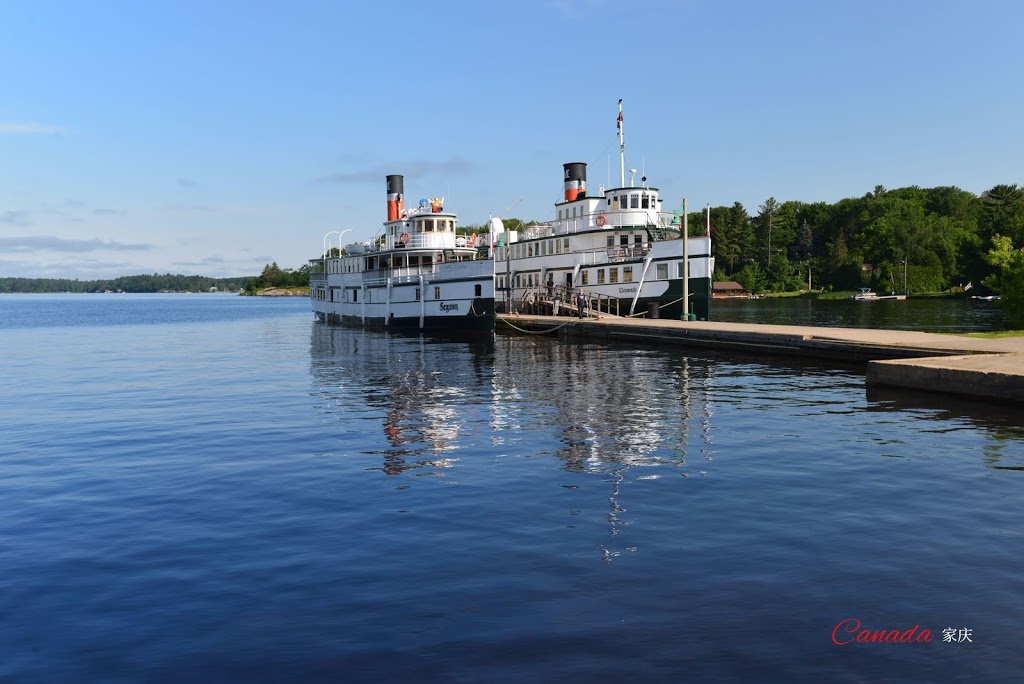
[595,214,607,227]
[399,232,410,245]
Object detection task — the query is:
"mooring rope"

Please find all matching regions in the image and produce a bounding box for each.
[498,317,574,335]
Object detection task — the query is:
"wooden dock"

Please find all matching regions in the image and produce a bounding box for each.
[496,313,1024,404]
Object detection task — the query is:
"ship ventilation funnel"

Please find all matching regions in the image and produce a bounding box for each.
[386,175,405,221]
[563,162,587,201]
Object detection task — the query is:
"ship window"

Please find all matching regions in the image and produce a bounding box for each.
[634,234,643,244]
[623,266,633,282]
[642,195,650,209]
[475,284,482,297]
[434,286,441,300]
[620,194,627,207]
[678,262,687,278]
[597,269,605,284]
[657,263,668,279]
[563,238,569,250]
[610,268,618,283]
[630,194,639,208]
[607,198,611,206]
[353,289,359,303]
[620,235,629,246]
[555,240,561,254]
[528,244,533,257]
[582,270,589,285]
[607,235,615,247]
[415,287,421,301]
[425,219,434,231]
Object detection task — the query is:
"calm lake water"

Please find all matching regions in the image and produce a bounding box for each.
[712,296,1008,332]
[2,294,1023,682]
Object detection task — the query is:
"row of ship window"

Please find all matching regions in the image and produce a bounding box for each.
[326,254,437,274]
[557,194,658,220]
[498,262,682,290]
[499,233,644,260]
[315,284,484,304]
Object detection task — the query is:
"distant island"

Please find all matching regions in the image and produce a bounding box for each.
[0,261,311,296]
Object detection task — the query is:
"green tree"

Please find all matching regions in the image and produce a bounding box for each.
[983,234,1024,327]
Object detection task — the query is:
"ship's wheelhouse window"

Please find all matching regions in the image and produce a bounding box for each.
[597,269,605,284]
[630,194,639,209]
[620,194,627,207]
[634,234,643,244]
[606,235,615,247]
[657,263,668,279]
[623,266,633,282]
[610,268,619,283]
[620,235,629,246]
[427,219,436,231]
[641,195,649,209]
[582,271,589,285]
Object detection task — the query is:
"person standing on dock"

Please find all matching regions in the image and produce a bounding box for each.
[576,289,586,319]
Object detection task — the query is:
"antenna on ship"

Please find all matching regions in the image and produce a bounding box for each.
[617,99,625,188]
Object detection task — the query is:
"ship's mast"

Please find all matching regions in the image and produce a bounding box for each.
[617,99,625,188]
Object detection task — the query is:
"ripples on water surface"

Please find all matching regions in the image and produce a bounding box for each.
[2,294,1023,682]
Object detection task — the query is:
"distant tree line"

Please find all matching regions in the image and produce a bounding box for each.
[0,273,249,294]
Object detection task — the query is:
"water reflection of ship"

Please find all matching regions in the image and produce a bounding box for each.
[309,324,494,474]
[491,336,715,474]
[491,336,716,561]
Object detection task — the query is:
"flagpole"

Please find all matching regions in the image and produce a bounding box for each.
[682,198,689,320]
[617,99,625,188]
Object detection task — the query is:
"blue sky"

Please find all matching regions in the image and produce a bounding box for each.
[2,0,1021,279]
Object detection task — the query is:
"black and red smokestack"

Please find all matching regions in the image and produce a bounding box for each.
[386,175,405,221]
[563,162,587,201]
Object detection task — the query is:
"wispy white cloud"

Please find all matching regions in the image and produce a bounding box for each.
[0,235,153,253]
[0,121,68,135]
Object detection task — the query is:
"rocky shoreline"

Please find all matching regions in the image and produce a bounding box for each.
[246,288,309,297]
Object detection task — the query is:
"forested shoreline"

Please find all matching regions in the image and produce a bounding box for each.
[680,184,1022,303]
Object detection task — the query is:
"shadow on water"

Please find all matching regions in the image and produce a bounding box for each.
[867,384,1024,469]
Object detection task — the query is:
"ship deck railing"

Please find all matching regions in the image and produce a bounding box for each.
[574,244,652,266]
[498,283,626,319]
